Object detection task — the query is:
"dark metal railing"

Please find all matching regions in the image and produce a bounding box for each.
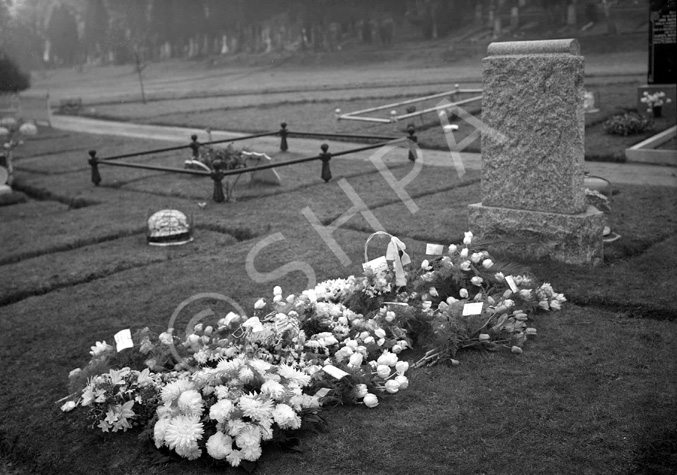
[87,123,418,203]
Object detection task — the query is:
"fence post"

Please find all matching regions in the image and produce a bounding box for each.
[189,134,200,158]
[279,122,289,151]
[319,143,332,182]
[406,124,418,162]
[88,150,101,186]
[211,170,225,203]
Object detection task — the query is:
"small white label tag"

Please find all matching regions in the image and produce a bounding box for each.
[114,329,134,352]
[362,256,388,274]
[462,302,484,316]
[315,388,332,398]
[505,275,519,293]
[425,243,444,255]
[323,365,350,380]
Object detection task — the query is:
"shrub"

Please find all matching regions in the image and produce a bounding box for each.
[603,112,653,136]
[0,55,30,92]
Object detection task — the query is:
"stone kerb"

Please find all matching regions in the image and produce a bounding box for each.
[468,39,604,266]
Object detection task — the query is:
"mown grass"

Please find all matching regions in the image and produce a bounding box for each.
[1,123,676,475]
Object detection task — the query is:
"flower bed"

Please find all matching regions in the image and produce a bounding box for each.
[61,232,564,468]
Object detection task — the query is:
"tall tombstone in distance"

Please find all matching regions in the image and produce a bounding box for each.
[638,0,676,118]
[468,39,605,266]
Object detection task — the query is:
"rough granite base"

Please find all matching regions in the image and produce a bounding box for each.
[468,203,605,266]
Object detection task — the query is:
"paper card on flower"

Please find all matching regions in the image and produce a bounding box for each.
[322,365,349,380]
[362,256,388,274]
[315,388,332,398]
[425,243,444,256]
[462,302,484,316]
[114,329,134,352]
[505,275,519,293]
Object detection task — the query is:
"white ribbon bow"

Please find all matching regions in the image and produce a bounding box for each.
[365,232,411,287]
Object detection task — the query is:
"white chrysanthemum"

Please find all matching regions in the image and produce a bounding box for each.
[277,364,311,387]
[153,418,170,448]
[226,448,243,467]
[217,358,242,374]
[272,403,301,430]
[209,399,234,423]
[194,349,209,364]
[227,418,247,437]
[161,379,195,404]
[261,379,286,400]
[235,424,262,448]
[177,389,204,416]
[289,394,320,412]
[238,394,274,422]
[258,418,274,441]
[214,385,230,400]
[206,432,233,460]
[238,366,255,384]
[89,340,112,357]
[175,444,201,460]
[248,358,272,375]
[164,415,204,452]
[240,443,262,462]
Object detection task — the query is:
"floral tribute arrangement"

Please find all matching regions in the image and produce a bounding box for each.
[185,143,267,202]
[60,232,565,469]
[640,91,672,117]
[0,116,38,186]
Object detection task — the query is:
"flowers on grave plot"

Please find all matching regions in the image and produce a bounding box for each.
[0,117,38,185]
[195,143,248,171]
[0,116,38,151]
[640,91,672,115]
[61,231,564,468]
[184,143,264,202]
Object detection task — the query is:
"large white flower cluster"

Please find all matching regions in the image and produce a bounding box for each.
[149,355,320,466]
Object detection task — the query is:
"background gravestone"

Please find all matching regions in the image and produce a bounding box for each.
[468,39,604,266]
[638,0,676,118]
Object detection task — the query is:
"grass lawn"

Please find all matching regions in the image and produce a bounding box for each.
[1,124,676,475]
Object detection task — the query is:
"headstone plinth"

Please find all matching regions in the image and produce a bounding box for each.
[468,39,604,265]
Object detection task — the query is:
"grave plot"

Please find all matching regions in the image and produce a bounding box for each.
[335,84,481,127]
[85,126,415,203]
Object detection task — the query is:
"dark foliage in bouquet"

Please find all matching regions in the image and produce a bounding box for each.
[197,143,248,171]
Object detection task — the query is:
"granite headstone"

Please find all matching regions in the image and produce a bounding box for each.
[468,39,604,266]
